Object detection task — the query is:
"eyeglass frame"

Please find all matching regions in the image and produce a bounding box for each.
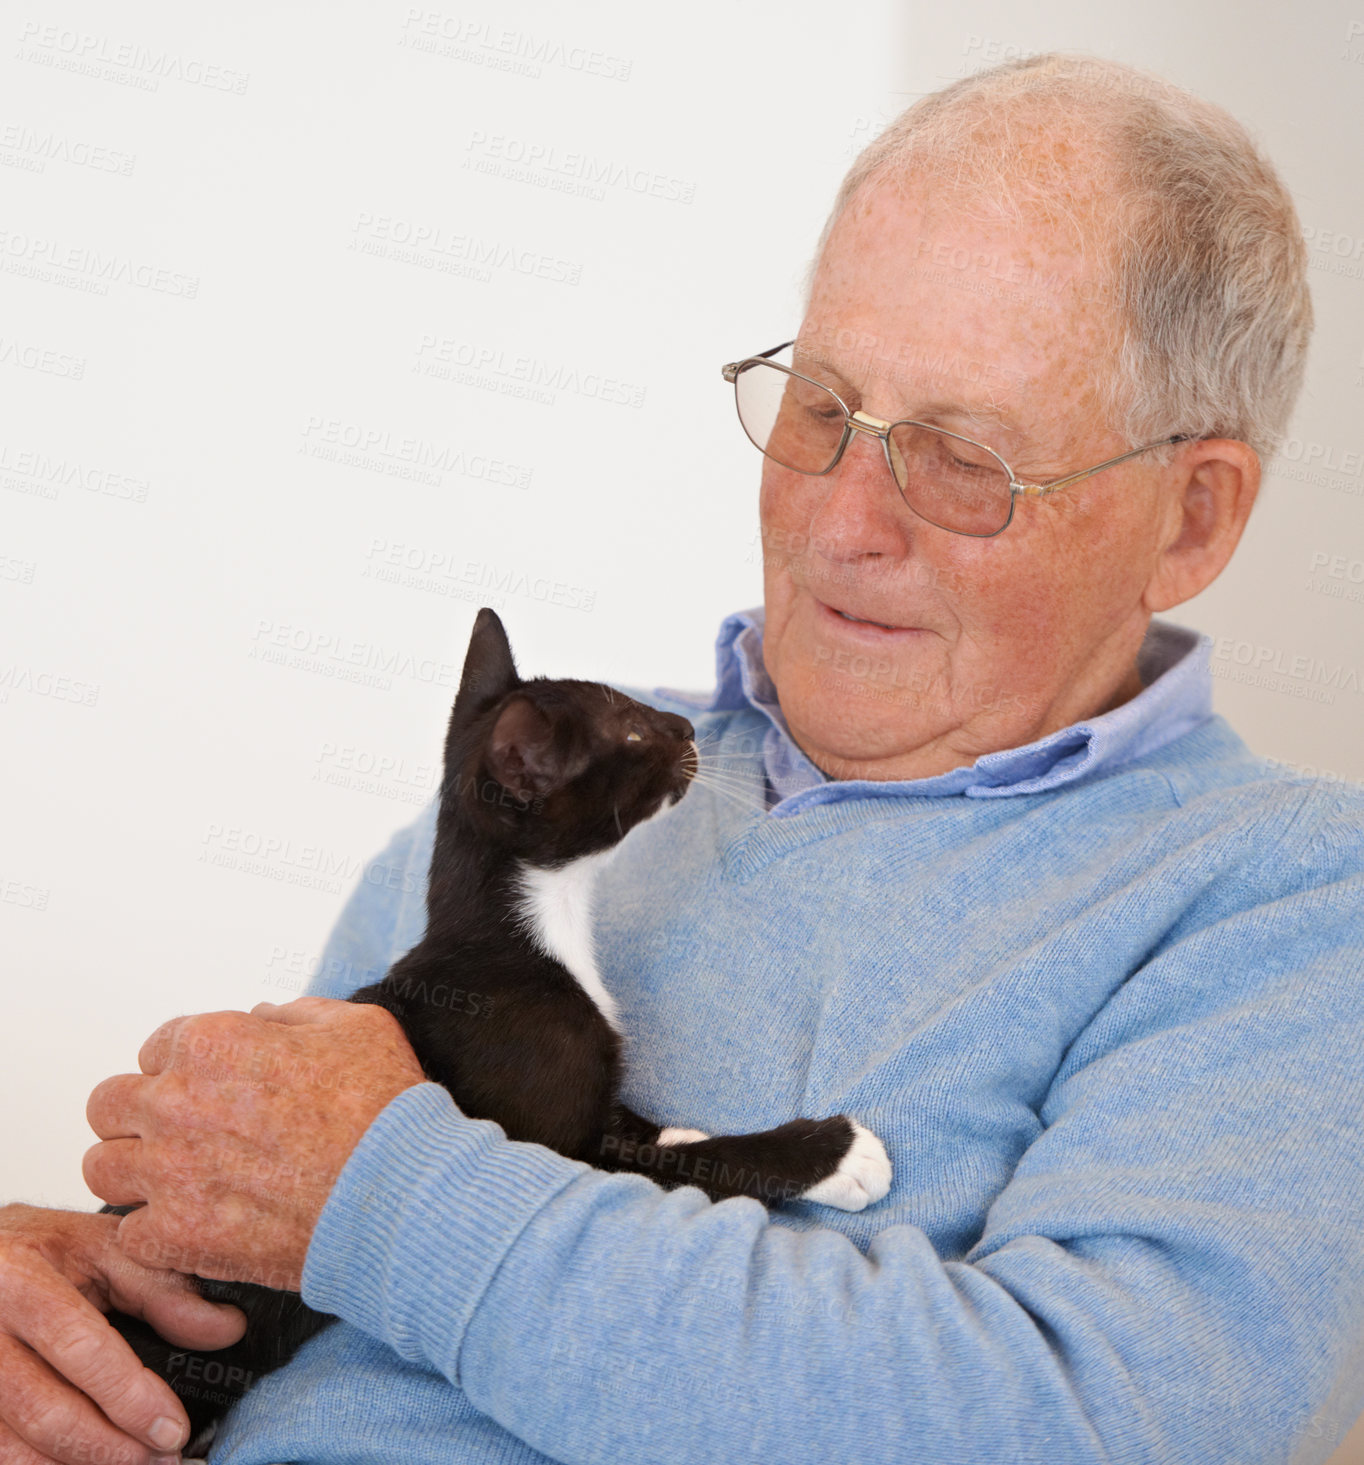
[722,339,1193,538]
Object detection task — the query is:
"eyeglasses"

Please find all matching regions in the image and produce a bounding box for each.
[721,339,1191,537]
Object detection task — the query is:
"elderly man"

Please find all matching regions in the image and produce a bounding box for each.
[3,51,1362,1465]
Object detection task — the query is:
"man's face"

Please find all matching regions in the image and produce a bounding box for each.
[759,177,1179,781]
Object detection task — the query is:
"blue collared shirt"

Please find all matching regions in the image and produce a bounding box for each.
[655,608,1214,816]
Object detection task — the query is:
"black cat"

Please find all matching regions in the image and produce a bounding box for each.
[102,607,890,1449]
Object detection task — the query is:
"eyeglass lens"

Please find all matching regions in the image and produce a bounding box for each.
[733,358,1014,535]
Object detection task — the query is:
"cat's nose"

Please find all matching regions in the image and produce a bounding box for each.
[663,714,694,741]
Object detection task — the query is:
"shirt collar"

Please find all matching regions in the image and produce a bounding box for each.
[654,606,1213,815]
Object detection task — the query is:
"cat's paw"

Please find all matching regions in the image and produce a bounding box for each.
[656,1126,710,1146]
[801,1120,892,1212]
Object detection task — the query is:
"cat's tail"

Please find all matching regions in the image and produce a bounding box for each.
[597,1103,891,1213]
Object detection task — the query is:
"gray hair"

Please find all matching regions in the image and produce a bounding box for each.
[805,53,1313,461]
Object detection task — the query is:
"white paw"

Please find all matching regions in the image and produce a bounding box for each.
[656,1126,710,1146]
[801,1121,892,1212]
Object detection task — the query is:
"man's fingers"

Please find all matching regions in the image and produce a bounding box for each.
[134,1016,189,1078]
[134,1285,247,1353]
[0,1411,104,1465]
[81,1139,144,1210]
[85,1074,146,1142]
[250,996,343,1026]
[109,1211,216,1289]
[0,1337,183,1464]
[0,1294,188,1462]
[255,998,412,1058]
[0,1414,62,1465]
[102,1250,247,1352]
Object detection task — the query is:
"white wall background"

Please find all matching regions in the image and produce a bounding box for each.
[2,0,1362,1450]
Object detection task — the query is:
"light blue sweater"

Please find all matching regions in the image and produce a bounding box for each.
[209,613,1364,1465]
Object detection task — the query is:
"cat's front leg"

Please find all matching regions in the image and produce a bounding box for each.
[652,1122,893,1208]
[604,1106,892,1211]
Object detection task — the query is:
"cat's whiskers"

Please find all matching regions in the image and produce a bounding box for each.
[687,752,764,790]
[691,781,763,808]
[689,739,761,776]
[687,767,757,794]
[686,770,765,812]
[684,742,772,808]
[690,760,759,785]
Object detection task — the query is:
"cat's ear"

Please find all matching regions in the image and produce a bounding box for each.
[453,607,519,721]
[486,697,585,803]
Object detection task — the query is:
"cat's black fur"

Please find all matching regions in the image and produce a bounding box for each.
[101,607,887,1447]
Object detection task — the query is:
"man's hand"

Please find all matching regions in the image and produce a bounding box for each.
[0,1202,246,1465]
[83,998,426,1294]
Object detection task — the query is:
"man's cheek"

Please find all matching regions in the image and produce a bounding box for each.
[758,459,816,529]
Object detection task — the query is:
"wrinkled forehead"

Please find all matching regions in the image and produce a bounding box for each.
[796,176,1123,447]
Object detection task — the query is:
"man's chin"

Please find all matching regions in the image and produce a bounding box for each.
[779,691,938,781]
[765,612,952,774]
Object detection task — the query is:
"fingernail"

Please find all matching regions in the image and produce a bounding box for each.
[153,1456,182,1465]
[149,1414,186,1450]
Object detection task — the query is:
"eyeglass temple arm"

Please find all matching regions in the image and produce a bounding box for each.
[722,340,796,382]
[1013,435,1193,496]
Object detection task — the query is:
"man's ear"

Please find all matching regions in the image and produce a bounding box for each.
[1143,439,1261,613]
[486,697,584,804]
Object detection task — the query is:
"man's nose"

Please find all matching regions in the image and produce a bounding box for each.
[809,429,911,558]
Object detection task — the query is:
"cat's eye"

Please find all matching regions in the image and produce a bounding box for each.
[625,729,643,742]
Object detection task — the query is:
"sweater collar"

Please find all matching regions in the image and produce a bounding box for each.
[656,607,1213,813]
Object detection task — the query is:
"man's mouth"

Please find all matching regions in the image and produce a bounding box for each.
[835,608,897,630]
[814,597,923,635]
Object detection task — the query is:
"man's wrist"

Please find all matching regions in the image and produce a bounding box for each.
[300,1082,585,1372]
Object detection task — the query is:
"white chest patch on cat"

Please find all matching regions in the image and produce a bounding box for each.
[511,796,680,1033]
[513,848,622,1031]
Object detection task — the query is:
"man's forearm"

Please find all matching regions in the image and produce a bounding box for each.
[300,1085,1099,1465]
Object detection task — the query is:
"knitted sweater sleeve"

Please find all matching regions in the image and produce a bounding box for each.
[296,785,1364,1465]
